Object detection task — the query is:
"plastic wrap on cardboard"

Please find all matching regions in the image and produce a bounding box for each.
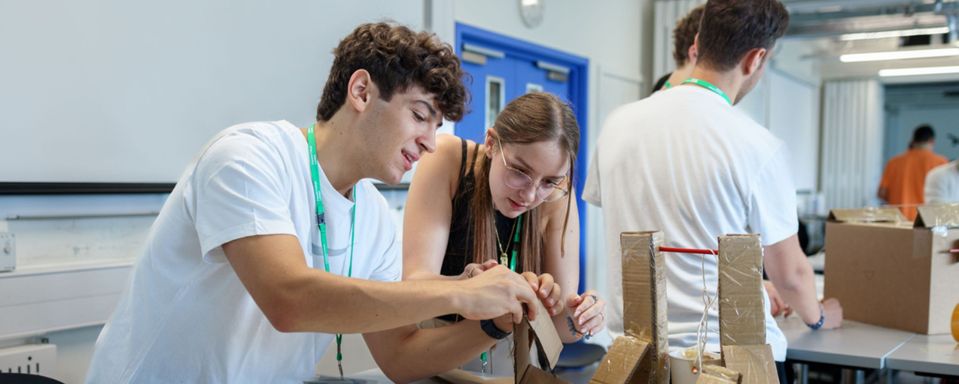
[620,231,670,383]
[915,205,959,232]
[718,235,765,347]
[829,207,905,224]
[721,345,779,384]
[590,336,648,384]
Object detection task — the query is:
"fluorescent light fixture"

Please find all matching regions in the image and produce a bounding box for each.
[879,65,959,77]
[839,27,950,41]
[840,47,959,62]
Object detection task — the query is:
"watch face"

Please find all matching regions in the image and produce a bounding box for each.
[519,0,544,28]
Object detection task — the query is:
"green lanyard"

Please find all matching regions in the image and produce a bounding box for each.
[683,77,732,105]
[509,215,522,272]
[663,80,672,90]
[307,123,356,377]
[481,214,524,373]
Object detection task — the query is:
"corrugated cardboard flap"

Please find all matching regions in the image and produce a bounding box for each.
[828,208,905,223]
[695,365,741,384]
[722,344,780,384]
[914,205,959,228]
[589,336,649,384]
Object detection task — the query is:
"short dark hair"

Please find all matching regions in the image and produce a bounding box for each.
[672,5,705,67]
[316,22,468,122]
[696,0,790,71]
[912,124,935,144]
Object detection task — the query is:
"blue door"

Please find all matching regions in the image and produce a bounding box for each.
[456,23,588,293]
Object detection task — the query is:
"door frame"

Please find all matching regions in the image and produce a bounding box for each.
[455,23,590,293]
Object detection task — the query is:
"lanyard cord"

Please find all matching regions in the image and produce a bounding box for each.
[509,214,522,272]
[307,123,356,375]
[682,77,732,105]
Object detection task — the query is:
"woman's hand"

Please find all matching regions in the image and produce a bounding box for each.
[567,290,606,337]
[521,272,565,317]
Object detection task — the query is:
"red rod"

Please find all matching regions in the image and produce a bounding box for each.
[658,246,718,255]
[949,249,959,254]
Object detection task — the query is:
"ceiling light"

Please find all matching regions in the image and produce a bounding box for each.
[839,27,950,41]
[879,66,959,77]
[840,47,959,62]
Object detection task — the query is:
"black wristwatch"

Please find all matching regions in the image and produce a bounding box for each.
[480,319,511,339]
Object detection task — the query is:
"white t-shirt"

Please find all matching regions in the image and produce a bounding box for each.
[924,160,959,204]
[583,86,796,361]
[86,121,401,383]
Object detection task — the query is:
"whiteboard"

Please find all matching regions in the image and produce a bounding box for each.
[0,0,422,183]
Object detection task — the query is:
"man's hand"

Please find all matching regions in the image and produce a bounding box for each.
[455,266,538,323]
[459,259,500,279]
[765,280,792,317]
[821,298,843,329]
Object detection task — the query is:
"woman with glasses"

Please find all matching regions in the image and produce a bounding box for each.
[403,92,606,373]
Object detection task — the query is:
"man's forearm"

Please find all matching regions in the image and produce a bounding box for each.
[370,321,498,383]
[278,271,463,334]
[772,262,820,324]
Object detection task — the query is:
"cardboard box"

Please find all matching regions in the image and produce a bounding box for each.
[825,206,959,334]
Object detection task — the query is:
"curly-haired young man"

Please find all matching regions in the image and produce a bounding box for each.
[86,22,542,383]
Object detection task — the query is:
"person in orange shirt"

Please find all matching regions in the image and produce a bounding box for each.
[878,124,948,220]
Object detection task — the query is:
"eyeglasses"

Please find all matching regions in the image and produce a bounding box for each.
[496,139,569,202]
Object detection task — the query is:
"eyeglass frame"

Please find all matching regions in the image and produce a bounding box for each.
[495,138,570,203]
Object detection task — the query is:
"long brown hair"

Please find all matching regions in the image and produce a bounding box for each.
[469,92,580,274]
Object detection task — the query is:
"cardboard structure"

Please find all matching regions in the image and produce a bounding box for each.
[591,231,778,384]
[825,206,959,334]
[437,298,568,384]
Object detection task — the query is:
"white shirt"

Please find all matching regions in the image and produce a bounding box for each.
[924,160,959,204]
[583,86,796,361]
[86,121,401,383]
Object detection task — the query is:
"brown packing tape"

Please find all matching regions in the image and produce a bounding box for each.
[620,231,670,383]
[952,303,959,343]
[695,365,741,384]
[828,208,905,223]
[718,235,766,347]
[589,336,649,384]
[915,205,959,228]
[722,344,780,384]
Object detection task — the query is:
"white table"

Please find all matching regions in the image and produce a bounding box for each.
[885,334,959,377]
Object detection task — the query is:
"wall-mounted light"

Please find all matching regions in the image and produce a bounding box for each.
[840,47,959,62]
[879,65,959,77]
[839,27,950,41]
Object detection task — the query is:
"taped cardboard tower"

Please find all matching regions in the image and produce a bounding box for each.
[591,232,778,384]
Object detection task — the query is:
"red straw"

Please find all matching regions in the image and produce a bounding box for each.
[658,246,718,255]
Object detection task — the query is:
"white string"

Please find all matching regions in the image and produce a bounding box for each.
[693,248,718,373]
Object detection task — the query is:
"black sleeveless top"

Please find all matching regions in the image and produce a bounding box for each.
[441,138,521,278]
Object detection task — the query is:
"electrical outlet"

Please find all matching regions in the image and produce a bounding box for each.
[0,232,14,272]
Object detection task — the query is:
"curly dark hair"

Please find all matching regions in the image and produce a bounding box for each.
[316,22,468,122]
[672,5,704,67]
[697,0,789,71]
